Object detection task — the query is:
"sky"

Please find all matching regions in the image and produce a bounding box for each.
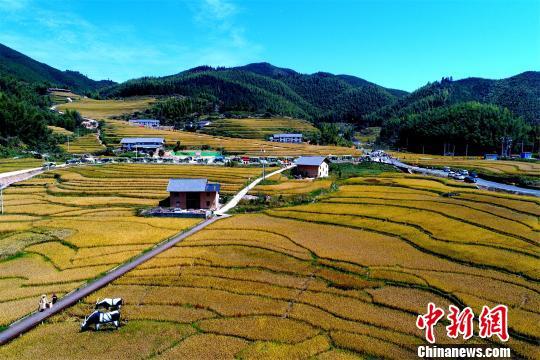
[0,0,538,91]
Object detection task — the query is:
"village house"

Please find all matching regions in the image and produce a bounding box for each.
[295,156,330,178]
[270,133,303,143]
[167,178,220,210]
[120,137,164,153]
[128,119,160,128]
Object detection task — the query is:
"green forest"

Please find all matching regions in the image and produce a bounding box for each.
[380,102,533,154]
[0,74,84,157]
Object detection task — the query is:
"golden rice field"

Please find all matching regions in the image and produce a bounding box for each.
[249,172,333,196]
[2,172,538,359]
[0,158,42,173]
[0,164,266,326]
[56,97,156,119]
[47,125,73,136]
[49,91,81,103]
[389,151,540,177]
[104,119,359,156]
[201,117,319,139]
[60,133,105,154]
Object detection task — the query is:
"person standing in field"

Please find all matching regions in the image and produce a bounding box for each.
[38,294,48,312]
[51,293,58,305]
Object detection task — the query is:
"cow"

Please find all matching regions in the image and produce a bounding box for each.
[81,310,120,331]
[95,298,123,310]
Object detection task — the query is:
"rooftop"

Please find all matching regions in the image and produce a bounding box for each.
[295,156,328,166]
[167,178,221,192]
[273,133,303,138]
[120,137,164,144]
[129,119,160,123]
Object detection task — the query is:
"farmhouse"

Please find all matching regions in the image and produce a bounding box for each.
[120,137,164,152]
[128,119,160,128]
[295,156,330,178]
[167,178,220,210]
[270,133,303,143]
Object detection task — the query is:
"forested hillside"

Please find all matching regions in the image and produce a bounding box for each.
[100,63,403,122]
[380,102,532,154]
[0,74,83,156]
[367,73,540,125]
[0,43,115,93]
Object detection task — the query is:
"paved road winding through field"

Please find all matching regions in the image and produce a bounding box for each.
[0,164,294,344]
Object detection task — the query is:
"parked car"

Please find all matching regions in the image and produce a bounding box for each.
[443,166,451,173]
[42,162,56,169]
[459,169,469,176]
[66,159,80,165]
[464,176,477,183]
[454,174,466,180]
[469,171,478,178]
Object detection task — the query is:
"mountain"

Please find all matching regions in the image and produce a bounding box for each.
[100,62,407,122]
[448,72,540,124]
[367,72,540,125]
[0,43,115,93]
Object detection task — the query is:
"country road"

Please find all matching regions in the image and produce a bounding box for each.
[385,158,540,197]
[0,164,291,344]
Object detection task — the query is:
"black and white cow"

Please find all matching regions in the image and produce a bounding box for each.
[80,310,120,331]
[95,298,123,310]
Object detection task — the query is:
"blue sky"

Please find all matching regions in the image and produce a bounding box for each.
[0,0,538,91]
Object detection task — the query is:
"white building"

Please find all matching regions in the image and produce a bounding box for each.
[128,119,160,128]
[270,133,303,143]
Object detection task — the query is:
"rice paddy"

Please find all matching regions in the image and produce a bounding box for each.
[60,133,105,154]
[201,117,319,139]
[0,164,267,326]
[2,171,537,359]
[56,97,156,119]
[104,119,359,156]
[0,158,42,173]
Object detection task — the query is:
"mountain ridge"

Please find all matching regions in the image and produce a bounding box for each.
[0,43,115,93]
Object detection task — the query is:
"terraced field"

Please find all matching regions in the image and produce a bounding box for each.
[57,97,156,119]
[60,133,105,154]
[2,173,537,359]
[249,172,333,197]
[0,158,42,174]
[104,119,359,156]
[47,125,74,136]
[0,164,265,326]
[390,152,540,177]
[201,117,319,139]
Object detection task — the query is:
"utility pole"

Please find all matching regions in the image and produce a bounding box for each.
[67,136,70,153]
[1,185,5,215]
[261,147,266,180]
[465,144,468,158]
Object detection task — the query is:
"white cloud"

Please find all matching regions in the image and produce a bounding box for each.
[196,0,237,22]
[189,0,263,67]
[0,0,30,11]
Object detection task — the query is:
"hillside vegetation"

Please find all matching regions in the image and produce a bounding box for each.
[100,63,404,122]
[0,43,114,93]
